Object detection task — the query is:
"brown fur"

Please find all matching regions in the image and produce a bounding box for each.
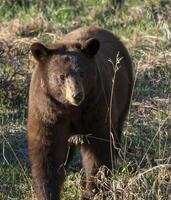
[28,26,133,200]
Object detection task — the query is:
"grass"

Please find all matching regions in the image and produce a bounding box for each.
[0,0,171,199]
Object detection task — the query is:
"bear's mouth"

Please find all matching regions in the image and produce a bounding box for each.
[70,93,85,106]
[65,85,85,106]
[73,91,84,104]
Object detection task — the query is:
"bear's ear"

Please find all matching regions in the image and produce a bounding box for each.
[31,43,49,61]
[82,38,100,57]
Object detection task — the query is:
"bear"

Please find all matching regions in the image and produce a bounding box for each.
[28,26,133,200]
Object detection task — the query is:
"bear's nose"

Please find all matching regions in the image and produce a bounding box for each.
[73,92,83,102]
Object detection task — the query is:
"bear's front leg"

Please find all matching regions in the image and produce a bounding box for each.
[81,139,113,200]
[28,122,68,200]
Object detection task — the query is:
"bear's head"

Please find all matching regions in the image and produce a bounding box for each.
[31,38,100,106]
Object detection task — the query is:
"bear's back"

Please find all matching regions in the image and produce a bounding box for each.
[61,26,133,119]
[61,26,133,84]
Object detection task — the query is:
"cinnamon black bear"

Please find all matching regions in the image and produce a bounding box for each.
[28,26,133,200]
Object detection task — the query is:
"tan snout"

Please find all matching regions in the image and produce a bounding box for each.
[65,77,85,106]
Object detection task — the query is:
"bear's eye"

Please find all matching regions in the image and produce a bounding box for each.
[60,74,66,81]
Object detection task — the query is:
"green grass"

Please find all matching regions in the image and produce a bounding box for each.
[0,0,171,199]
